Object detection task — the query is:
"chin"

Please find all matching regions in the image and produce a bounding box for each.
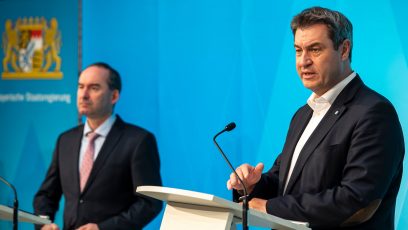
[79,110,90,116]
[302,82,313,89]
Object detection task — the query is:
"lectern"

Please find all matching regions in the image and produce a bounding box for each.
[136,186,310,230]
[0,204,51,225]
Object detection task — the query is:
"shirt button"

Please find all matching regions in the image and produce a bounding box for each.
[79,199,84,204]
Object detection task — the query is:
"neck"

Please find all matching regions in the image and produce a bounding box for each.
[87,114,111,130]
[342,62,353,78]
[314,69,354,97]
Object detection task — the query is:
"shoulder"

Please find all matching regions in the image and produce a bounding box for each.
[115,116,156,140]
[49,124,83,149]
[57,124,84,140]
[357,84,391,103]
[123,122,153,137]
[353,84,397,114]
[346,84,403,135]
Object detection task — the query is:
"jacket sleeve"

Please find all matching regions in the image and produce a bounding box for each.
[33,136,63,225]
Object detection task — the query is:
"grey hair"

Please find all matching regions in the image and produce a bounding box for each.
[291,6,353,62]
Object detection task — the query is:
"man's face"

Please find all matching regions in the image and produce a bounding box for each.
[294,24,350,96]
[77,66,119,120]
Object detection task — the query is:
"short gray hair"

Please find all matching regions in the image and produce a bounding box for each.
[291,6,353,62]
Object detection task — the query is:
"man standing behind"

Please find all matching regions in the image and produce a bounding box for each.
[34,62,162,230]
[227,7,404,229]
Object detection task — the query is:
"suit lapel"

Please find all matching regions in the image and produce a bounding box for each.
[283,76,363,195]
[284,105,346,194]
[73,126,84,194]
[81,116,125,194]
[278,106,312,195]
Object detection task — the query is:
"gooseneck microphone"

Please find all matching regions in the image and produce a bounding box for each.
[0,176,19,230]
[213,122,249,230]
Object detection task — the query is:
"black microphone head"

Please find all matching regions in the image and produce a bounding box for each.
[225,122,236,131]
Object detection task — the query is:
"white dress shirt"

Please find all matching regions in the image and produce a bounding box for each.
[283,72,357,193]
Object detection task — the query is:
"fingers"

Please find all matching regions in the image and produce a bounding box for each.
[244,162,264,192]
[41,224,60,230]
[240,163,252,179]
[227,179,233,190]
[228,172,242,190]
[226,162,265,191]
[232,164,249,189]
[253,163,264,178]
[76,223,99,230]
[227,163,257,190]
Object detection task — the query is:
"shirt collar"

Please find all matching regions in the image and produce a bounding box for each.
[83,114,117,137]
[307,72,356,113]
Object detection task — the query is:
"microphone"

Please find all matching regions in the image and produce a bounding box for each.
[0,176,19,230]
[213,122,249,230]
[224,122,236,132]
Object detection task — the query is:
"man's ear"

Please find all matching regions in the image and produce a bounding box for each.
[341,39,351,61]
[111,89,120,105]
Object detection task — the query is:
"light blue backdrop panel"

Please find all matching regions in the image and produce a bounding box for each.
[0,0,78,229]
[0,0,407,229]
[82,0,408,229]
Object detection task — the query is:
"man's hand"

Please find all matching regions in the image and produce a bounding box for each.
[41,223,60,230]
[76,223,99,230]
[248,198,267,213]
[227,162,264,193]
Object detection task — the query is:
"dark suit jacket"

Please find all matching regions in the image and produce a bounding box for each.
[239,76,404,229]
[34,116,162,230]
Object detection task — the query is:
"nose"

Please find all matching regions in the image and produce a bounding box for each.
[298,52,312,67]
[78,88,90,100]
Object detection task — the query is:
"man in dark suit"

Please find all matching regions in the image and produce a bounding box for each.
[227,7,404,229]
[33,62,162,230]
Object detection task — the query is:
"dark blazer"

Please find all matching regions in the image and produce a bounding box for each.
[243,76,404,229]
[34,116,162,230]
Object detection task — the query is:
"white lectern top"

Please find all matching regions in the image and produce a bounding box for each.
[137,186,310,230]
[0,204,51,225]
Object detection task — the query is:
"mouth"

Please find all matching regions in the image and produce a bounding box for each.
[301,72,317,80]
[79,102,91,107]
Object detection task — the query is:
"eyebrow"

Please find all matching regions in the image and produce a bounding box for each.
[294,42,323,49]
[78,83,101,88]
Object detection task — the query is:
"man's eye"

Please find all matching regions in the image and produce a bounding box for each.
[311,48,321,54]
[295,49,302,55]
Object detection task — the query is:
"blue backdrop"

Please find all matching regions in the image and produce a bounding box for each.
[1,0,408,229]
[0,0,78,229]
